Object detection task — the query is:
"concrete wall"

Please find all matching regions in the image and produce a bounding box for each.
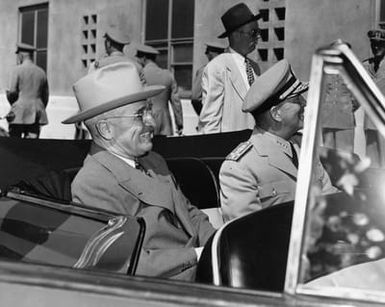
[285,0,374,80]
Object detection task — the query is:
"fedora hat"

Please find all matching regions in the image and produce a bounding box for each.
[62,62,165,124]
[104,25,130,45]
[218,3,261,38]
[243,59,308,113]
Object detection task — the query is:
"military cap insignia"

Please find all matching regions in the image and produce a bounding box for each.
[94,60,99,69]
[226,141,252,161]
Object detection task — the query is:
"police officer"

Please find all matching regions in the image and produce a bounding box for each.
[6,43,49,138]
[88,25,143,78]
[219,59,337,221]
[191,42,226,115]
[135,43,183,136]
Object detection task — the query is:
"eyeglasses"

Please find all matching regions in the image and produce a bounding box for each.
[106,106,153,123]
[238,28,261,39]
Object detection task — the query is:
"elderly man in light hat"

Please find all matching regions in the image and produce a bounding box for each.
[363,29,385,167]
[198,2,262,134]
[135,43,183,136]
[88,24,143,77]
[219,59,337,221]
[191,42,226,115]
[63,62,215,280]
[6,43,49,138]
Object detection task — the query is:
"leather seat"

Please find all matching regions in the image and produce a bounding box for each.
[196,201,294,292]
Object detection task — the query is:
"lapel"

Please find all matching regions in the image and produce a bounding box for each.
[90,145,175,213]
[250,130,298,179]
[224,55,248,99]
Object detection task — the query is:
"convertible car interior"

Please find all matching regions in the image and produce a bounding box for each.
[2,42,385,306]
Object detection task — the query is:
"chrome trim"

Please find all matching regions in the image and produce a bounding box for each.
[74,216,127,269]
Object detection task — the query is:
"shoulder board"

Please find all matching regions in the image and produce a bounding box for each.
[226,141,252,161]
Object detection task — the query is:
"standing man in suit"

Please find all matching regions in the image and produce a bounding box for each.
[6,43,49,138]
[220,60,337,221]
[136,44,183,136]
[191,42,226,115]
[63,62,214,280]
[198,3,261,134]
[363,29,385,167]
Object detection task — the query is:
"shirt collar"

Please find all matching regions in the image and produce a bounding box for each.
[110,152,136,168]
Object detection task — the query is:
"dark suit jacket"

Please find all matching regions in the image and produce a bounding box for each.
[72,144,215,280]
[7,59,49,125]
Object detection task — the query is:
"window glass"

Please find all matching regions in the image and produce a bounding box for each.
[145,0,169,41]
[174,65,192,93]
[21,11,35,45]
[172,43,193,63]
[36,50,47,72]
[37,9,48,49]
[171,0,194,39]
[298,61,385,300]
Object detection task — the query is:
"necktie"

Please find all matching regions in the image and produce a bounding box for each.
[245,58,255,86]
[288,142,299,168]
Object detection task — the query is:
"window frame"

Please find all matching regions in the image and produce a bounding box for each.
[18,3,49,71]
[143,0,194,98]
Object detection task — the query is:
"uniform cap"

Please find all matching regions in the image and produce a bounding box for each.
[104,25,130,45]
[135,43,160,56]
[62,62,165,124]
[205,41,226,54]
[16,42,35,53]
[368,29,385,41]
[243,59,308,113]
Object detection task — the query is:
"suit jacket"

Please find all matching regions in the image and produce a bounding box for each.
[143,61,183,136]
[220,128,337,221]
[6,59,49,125]
[72,144,214,280]
[198,53,258,133]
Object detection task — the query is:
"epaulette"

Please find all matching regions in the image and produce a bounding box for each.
[226,141,252,161]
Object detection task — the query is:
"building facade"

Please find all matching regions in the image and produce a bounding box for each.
[0,0,382,138]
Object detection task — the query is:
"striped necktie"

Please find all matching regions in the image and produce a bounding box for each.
[245,58,255,86]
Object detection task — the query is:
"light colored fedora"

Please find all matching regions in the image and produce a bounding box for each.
[62,62,165,124]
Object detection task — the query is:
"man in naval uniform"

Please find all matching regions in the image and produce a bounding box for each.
[219,59,337,221]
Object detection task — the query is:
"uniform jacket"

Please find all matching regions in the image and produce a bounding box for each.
[88,51,144,81]
[6,59,49,125]
[321,74,358,129]
[191,65,205,115]
[363,58,385,130]
[72,144,215,280]
[198,53,259,133]
[143,61,183,136]
[220,128,337,221]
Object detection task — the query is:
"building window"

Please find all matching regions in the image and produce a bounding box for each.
[145,0,194,97]
[19,3,48,71]
[81,14,97,69]
[376,0,385,28]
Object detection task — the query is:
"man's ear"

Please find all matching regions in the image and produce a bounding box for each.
[96,120,113,140]
[270,105,282,122]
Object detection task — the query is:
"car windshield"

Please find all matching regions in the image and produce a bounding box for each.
[291,43,385,303]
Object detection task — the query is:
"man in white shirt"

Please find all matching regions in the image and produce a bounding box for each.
[198,3,261,134]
